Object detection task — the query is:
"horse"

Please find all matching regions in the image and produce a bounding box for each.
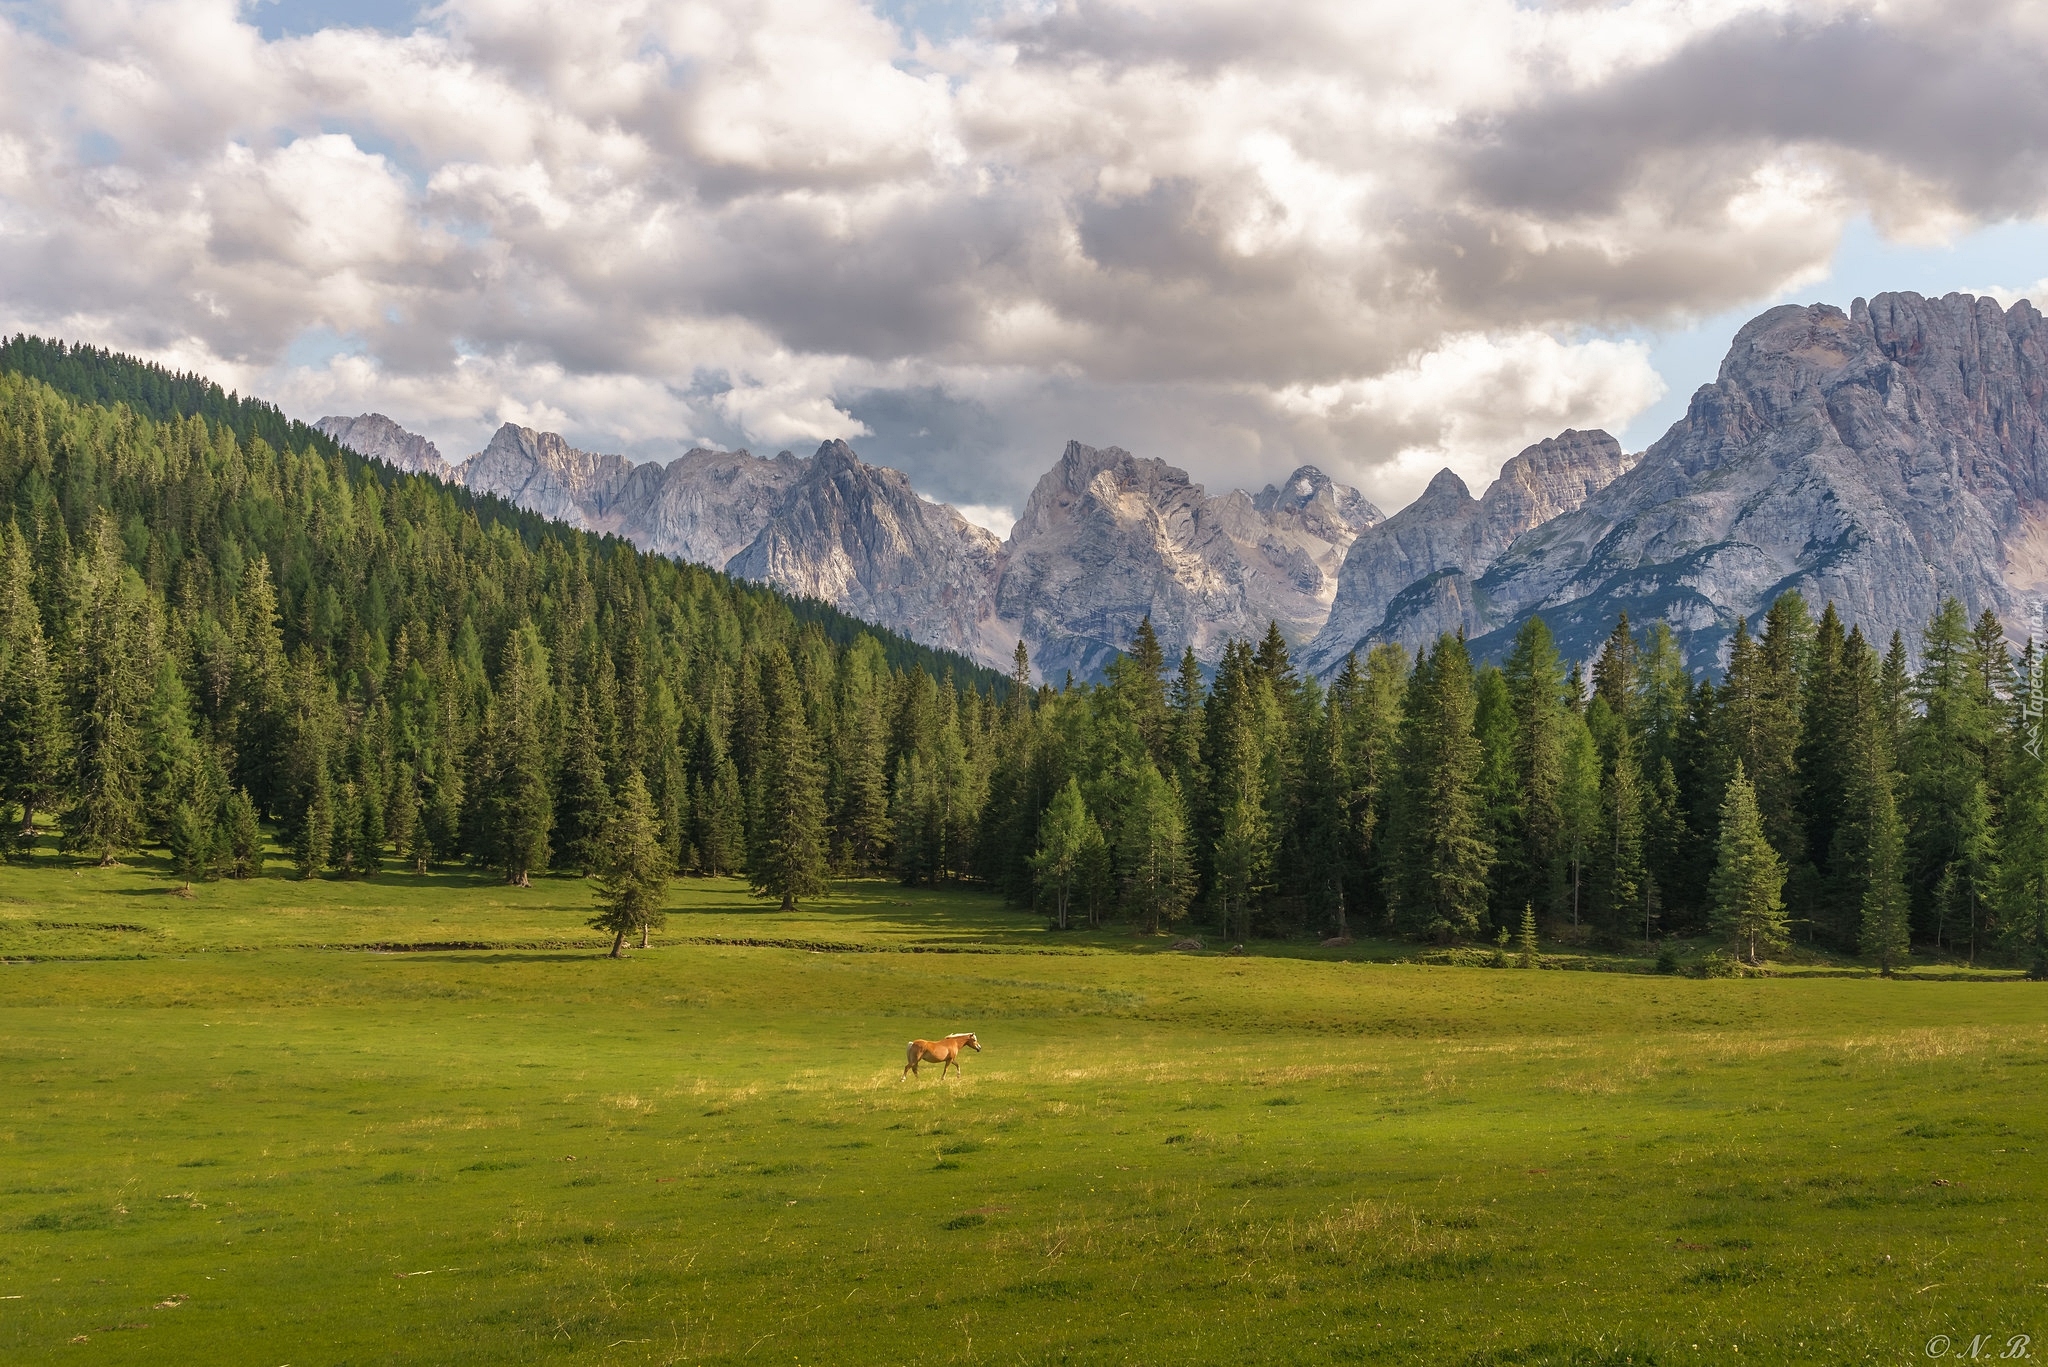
[903,1033,980,1079]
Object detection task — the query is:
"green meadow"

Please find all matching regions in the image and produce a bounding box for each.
[2,855,2044,1366]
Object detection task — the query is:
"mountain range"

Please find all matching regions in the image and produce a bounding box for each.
[320,289,2048,676]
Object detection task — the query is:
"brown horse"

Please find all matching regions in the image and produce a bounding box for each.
[903,1033,980,1079]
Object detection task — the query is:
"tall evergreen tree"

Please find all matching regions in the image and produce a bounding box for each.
[64,520,149,865]
[590,769,670,957]
[1208,641,1276,940]
[1710,761,1789,965]
[1557,710,1602,930]
[1503,618,1567,919]
[1595,739,1650,944]
[554,687,613,875]
[1119,760,1193,934]
[488,630,554,886]
[1031,776,1098,931]
[0,524,67,851]
[751,647,830,909]
[1387,633,1492,942]
[1903,597,1996,951]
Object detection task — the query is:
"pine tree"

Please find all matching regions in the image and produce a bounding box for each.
[1997,640,2048,979]
[554,688,613,875]
[1208,642,1276,941]
[1119,761,1192,934]
[491,630,554,886]
[140,654,198,844]
[1031,776,1099,931]
[1557,710,1602,930]
[1473,665,1520,931]
[751,647,830,909]
[1126,616,1170,764]
[1503,618,1567,919]
[65,520,149,865]
[836,656,891,870]
[387,762,420,873]
[1591,613,1639,728]
[1904,597,1996,952]
[1388,633,1492,942]
[1595,740,1649,944]
[296,774,332,879]
[590,769,670,958]
[223,787,262,878]
[168,802,213,884]
[1710,761,1789,965]
[1301,691,1355,934]
[0,523,67,853]
[1518,903,1539,968]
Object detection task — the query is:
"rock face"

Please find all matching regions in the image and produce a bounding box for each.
[995,442,1381,680]
[1307,291,2048,673]
[316,413,447,475]
[726,440,1014,663]
[450,424,639,526]
[1302,429,1631,674]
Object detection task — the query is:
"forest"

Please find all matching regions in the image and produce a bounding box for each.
[2,340,2045,973]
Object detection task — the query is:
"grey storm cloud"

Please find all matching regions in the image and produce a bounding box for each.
[1459,8,2048,224]
[0,0,2042,514]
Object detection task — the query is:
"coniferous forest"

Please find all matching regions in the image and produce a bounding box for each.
[3,339,2046,974]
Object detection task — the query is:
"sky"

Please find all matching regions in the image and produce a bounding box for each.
[2,0,2046,536]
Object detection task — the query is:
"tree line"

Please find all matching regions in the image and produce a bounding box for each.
[2,346,2045,973]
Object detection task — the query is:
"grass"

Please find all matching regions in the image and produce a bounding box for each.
[1,848,2044,1364]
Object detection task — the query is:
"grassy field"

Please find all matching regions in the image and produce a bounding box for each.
[2,851,2045,1365]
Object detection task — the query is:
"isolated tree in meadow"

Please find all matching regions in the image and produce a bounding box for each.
[1031,776,1100,931]
[1519,903,1539,968]
[1710,762,1788,965]
[591,769,670,958]
[751,648,830,909]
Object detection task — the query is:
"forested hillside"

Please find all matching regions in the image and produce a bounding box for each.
[1,341,2045,974]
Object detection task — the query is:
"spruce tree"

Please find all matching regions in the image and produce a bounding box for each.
[1388,633,1492,942]
[1557,711,1602,930]
[1591,613,1639,728]
[65,520,148,865]
[223,787,262,878]
[0,524,67,852]
[1120,760,1192,934]
[751,647,830,909]
[168,802,213,884]
[1595,740,1649,945]
[1208,642,1276,940]
[1904,597,1996,951]
[1710,761,1789,965]
[590,769,670,957]
[1031,776,1098,931]
[554,687,613,875]
[1473,665,1520,930]
[491,630,554,886]
[1503,618,1567,919]
[140,654,198,844]
[1519,903,1539,967]
[1301,693,1354,935]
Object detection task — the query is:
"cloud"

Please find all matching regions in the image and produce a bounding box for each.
[0,0,2041,511]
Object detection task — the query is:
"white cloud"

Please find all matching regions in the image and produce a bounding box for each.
[0,0,2043,510]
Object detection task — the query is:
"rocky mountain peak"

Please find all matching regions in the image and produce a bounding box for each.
[1301,428,1632,675]
[315,412,446,475]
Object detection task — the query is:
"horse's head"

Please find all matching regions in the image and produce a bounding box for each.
[965,1033,981,1052]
